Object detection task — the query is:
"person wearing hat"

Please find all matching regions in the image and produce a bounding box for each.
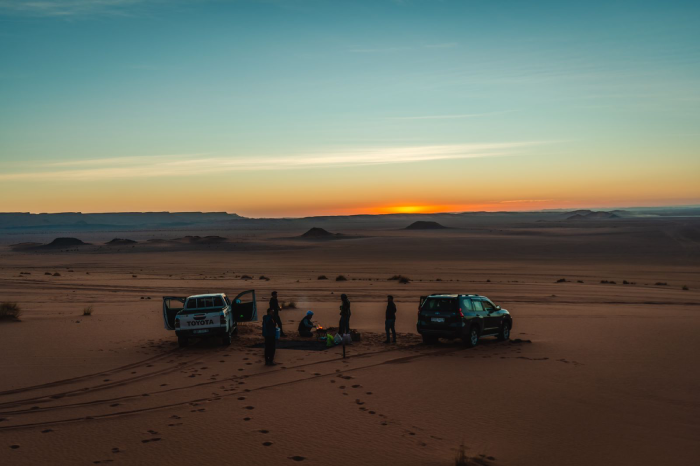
[339,294,351,335]
[269,291,286,337]
[385,295,397,344]
[298,310,315,338]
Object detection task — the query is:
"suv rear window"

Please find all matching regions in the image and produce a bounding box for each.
[185,297,224,309]
[421,298,457,313]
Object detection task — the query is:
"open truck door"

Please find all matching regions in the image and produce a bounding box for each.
[232,290,257,322]
[163,296,186,330]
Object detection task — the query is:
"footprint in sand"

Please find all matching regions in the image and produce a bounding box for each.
[352,384,361,388]
[170,415,181,419]
[263,442,273,446]
[244,406,255,410]
[110,404,121,407]
[258,429,269,434]
[339,385,346,389]
[366,392,373,395]
[243,417,251,421]
[141,438,162,443]
[168,423,183,427]
[237,396,246,400]
[41,429,53,434]
[288,456,306,462]
[10,444,20,449]
[111,447,121,453]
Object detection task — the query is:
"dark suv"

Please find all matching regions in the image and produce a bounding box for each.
[417,294,512,347]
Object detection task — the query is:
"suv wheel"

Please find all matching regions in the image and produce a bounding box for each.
[464,326,479,348]
[178,337,188,348]
[222,332,232,346]
[497,321,511,341]
[422,335,438,345]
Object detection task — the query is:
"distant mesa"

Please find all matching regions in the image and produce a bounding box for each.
[106,238,137,246]
[566,211,620,221]
[300,227,345,239]
[45,237,90,248]
[404,221,449,230]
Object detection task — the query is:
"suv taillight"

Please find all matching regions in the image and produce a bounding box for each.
[175,318,180,328]
[459,308,464,317]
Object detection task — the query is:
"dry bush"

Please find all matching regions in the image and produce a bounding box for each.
[655,282,668,286]
[83,306,93,316]
[317,275,328,280]
[259,275,270,281]
[454,443,494,466]
[388,275,411,283]
[555,278,567,283]
[281,301,297,309]
[241,275,252,280]
[53,272,61,277]
[683,285,689,291]
[0,302,22,320]
[335,275,347,281]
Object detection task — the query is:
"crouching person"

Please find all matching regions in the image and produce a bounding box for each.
[298,310,315,338]
[262,308,278,366]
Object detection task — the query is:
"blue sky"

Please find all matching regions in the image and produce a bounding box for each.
[0,0,698,216]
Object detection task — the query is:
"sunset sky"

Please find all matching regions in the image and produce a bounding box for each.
[1,0,698,217]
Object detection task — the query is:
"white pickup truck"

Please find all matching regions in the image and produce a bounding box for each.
[162,291,257,347]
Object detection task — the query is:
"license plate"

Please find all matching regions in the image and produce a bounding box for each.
[194,329,208,334]
[431,317,445,323]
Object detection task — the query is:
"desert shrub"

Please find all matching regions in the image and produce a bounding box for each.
[655,282,668,286]
[388,275,411,283]
[317,275,328,280]
[45,272,52,275]
[281,300,297,309]
[336,275,347,281]
[623,280,629,285]
[682,285,689,291]
[436,278,442,282]
[83,306,93,316]
[259,275,270,281]
[241,275,252,280]
[454,443,494,466]
[486,279,491,283]
[577,280,584,283]
[132,275,137,278]
[556,278,567,283]
[601,280,616,284]
[0,302,21,320]
[53,272,61,277]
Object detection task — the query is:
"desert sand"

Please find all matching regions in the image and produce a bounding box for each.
[1,215,699,465]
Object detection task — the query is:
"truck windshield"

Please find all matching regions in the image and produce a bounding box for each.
[185,297,224,309]
[420,298,457,313]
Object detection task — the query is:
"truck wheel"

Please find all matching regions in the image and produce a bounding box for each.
[497,321,511,341]
[232,324,238,335]
[422,335,438,345]
[222,333,232,346]
[463,326,479,348]
[178,337,188,348]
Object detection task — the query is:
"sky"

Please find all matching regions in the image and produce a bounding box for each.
[0,0,698,217]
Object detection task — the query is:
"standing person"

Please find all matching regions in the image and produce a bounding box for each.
[262,308,277,366]
[269,291,286,337]
[339,294,351,335]
[385,295,397,343]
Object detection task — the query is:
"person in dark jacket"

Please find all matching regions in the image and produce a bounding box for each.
[269,291,286,337]
[298,310,315,337]
[262,308,277,366]
[339,294,351,334]
[385,295,397,343]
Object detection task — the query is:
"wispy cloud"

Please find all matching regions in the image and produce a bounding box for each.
[390,110,516,120]
[350,43,458,53]
[0,142,544,181]
[0,0,147,17]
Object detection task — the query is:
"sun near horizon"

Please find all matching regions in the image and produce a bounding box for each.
[1,0,699,217]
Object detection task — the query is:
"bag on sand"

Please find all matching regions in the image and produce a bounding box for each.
[333,333,342,345]
[326,334,335,347]
[342,334,352,345]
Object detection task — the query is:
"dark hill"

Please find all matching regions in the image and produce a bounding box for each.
[301,227,338,238]
[45,237,89,248]
[106,238,137,245]
[404,221,449,230]
[567,211,620,221]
